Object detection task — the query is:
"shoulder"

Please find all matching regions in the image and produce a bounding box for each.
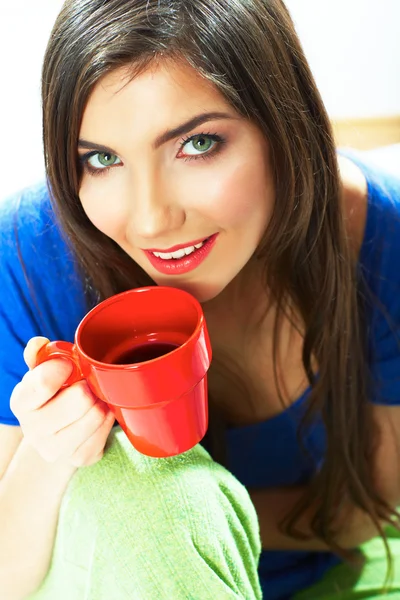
[339,150,400,396]
[0,180,88,336]
[0,181,56,253]
[0,181,79,281]
[338,153,368,256]
[0,180,51,222]
[338,150,400,260]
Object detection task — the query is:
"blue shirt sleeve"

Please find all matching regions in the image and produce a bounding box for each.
[347,151,400,405]
[0,182,89,425]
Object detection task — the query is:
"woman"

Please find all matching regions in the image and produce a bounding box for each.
[1,0,400,598]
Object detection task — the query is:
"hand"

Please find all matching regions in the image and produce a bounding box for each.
[10,336,116,468]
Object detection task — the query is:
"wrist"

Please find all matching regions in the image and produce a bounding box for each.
[17,438,78,495]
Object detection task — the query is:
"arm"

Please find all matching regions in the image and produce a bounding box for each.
[248,403,400,552]
[0,338,115,600]
[248,484,382,551]
[0,427,76,600]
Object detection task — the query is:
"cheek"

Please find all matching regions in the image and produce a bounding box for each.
[188,158,272,227]
[79,176,128,240]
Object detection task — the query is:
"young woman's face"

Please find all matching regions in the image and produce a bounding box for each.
[78,60,274,302]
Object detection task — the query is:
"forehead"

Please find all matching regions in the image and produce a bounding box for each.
[81,59,231,126]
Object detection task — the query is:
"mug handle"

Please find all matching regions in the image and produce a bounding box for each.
[35,341,85,389]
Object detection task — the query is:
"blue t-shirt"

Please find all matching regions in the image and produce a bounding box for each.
[1,151,400,599]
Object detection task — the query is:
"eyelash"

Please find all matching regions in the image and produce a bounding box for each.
[78,132,226,178]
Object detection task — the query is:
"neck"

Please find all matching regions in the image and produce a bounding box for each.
[202,257,273,343]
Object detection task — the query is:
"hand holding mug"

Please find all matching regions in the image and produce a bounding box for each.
[31,287,212,458]
[10,337,115,467]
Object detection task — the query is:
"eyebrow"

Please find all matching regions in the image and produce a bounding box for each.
[77,111,235,154]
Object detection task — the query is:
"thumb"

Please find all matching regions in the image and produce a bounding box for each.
[23,336,50,370]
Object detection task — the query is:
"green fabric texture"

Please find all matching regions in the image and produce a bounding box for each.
[29,427,263,600]
[28,425,400,599]
[293,526,400,600]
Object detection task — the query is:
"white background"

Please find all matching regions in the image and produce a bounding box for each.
[0,0,399,199]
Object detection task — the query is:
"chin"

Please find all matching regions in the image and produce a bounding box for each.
[150,275,226,304]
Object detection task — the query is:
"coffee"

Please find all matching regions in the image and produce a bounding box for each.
[110,341,179,365]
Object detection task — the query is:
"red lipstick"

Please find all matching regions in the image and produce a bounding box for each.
[143,233,218,275]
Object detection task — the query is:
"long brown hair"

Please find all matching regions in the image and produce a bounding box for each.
[41,0,399,575]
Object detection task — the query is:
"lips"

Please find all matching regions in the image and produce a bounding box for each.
[145,236,211,254]
[143,233,219,275]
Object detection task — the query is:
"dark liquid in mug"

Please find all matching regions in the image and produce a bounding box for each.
[111,342,179,365]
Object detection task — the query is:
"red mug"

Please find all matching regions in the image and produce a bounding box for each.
[35,286,212,458]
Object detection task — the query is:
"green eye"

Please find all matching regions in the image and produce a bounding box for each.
[184,135,215,155]
[98,153,117,166]
[88,152,121,169]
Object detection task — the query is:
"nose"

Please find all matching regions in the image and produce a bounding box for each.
[127,173,185,241]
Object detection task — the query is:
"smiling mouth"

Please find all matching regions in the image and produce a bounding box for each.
[143,234,218,275]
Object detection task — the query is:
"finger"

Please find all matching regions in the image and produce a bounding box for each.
[23,380,98,438]
[83,452,105,467]
[24,337,50,370]
[37,400,112,463]
[70,409,116,467]
[13,358,74,413]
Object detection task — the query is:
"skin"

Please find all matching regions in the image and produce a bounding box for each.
[78,59,274,306]
[78,58,368,425]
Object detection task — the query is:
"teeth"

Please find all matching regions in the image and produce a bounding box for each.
[153,251,173,259]
[183,246,196,256]
[152,240,206,260]
[170,249,186,259]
